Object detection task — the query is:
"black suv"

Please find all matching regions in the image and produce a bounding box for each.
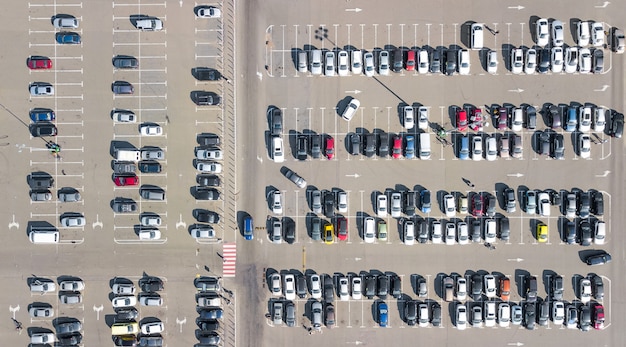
[140,277,164,292]
[296,135,308,161]
[197,134,221,146]
[139,161,162,173]
[592,191,604,216]
[193,67,220,81]
[192,91,221,106]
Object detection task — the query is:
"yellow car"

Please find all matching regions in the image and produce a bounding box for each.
[537,223,548,243]
[323,223,335,244]
[377,220,388,242]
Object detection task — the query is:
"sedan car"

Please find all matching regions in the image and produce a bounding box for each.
[114,175,138,186]
[564,46,579,73]
[580,278,592,303]
[472,135,483,161]
[536,18,550,46]
[140,124,163,136]
[29,305,54,318]
[56,32,81,44]
[196,161,222,173]
[443,194,456,217]
[341,98,360,121]
[487,50,498,74]
[112,81,134,94]
[113,55,139,69]
[579,106,593,132]
[27,56,52,69]
[510,48,523,74]
[579,134,591,159]
[30,82,54,96]
[61,215,86,227]
[112,296,137,308]
[457,49,470,75]
[456,304,467,330]
[403,105,414,129]
[525,49,537,74]
[196,5,221,17]
[551,47,564,73]
[538,192,551,216]
[191,225,216,239]
[141,321,164,335]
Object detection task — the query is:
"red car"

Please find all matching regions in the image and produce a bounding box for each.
[392,135,403,159]
[336,217,348,241]
[27,56,52,69]
[471,192,484,217]
[114,175,139,186]
[325,136,335,160]
[593,303,605,330]
[457,109,468,131]
[405,50,416,71]
[470,108,483,131]
[497,107,508,130]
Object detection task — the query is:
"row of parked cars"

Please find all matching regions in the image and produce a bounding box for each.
[194,276,224,345]
[110,276,165,346]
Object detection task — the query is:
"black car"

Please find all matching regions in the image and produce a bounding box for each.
[471,274,482,300]
[296,274,307,298]
[112,81,134,94]
[377,132,389,157]
[610,111,624,138]
[197,134,221,146]
[471,219,481,242]
[579,304,592,331]
[192,91,221,106]
[31,123,58,137]
[538,300,549,326]
[417,220,429,244]
[552,275,564,301]
[323,275,334,302]
[580,220,592,246]
[404,191,416,217]
[58,333,82,345]
[526,275,537,302]
[499,217,510,241]
[139,161,162,173]
[310,134,321,158]
[377,275,389,299]
[364,133,377,157]
[592,191,604,216]
[323,191,335,218]
[138,336,163,347]
[113,55,138,69]
[485,195,496,217]
[593,49,604,73]
[405,300,417,326]
[193,187,220,201]
[349,133,361,155]
[524,302,536,330]
[115,307,138,321]
[140,277,164,292]
[504,188,516,213]
[585,251,611,266]
[538,131,551,156]
[430,48,442,73]
[538,48,550,73]
[197,319,220,331]
[296,135,308,160]
[431,302,442,326]
[552,133,565,159]
[526,105,537,130]
[197,331,220,345]
[592,274,604,299]
[194,67,221,81]
[444,48,456,75]
[283,218,295,244]
[365,275,377,299]
[114,334,138,346]
[199,308,223,320]
[565,220,577,244]
[579,192,591,218]
[196,210,220,224]
[390,275,401,299]
[196,174,220,187]
[550,190,562,206]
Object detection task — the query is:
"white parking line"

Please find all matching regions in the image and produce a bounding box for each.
[29,2,83,8]
[113,2,166,7]
[114,42,166,47]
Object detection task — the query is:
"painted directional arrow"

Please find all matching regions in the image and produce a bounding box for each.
[507,258,524,262]
[507,5,525,10]
[595,170,611,177]
[345,90,362,94]
[176,317,187,333]
[507,88,524,93]
[345,8,362,12]
[176,214,187,229]
[92,214,103,229]
[507,343,524,347]
[9,305,20,318]
[93,305,103,320]
[507,173,524,177]
[595,1,610,8]
[345,173,361,178]
[594,85,609,92]
[8,214,19,229]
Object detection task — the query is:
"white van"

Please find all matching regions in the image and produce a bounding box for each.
[271,136,284,163]
[310,50,322,75]
[419,133,431,159]
[29,230,59,244]
[298,51,308,73]
[471,23,484,50]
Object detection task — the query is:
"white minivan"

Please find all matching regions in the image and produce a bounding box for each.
[298,51,308,73]
[419,133,431,159]
[470,23,484,50]
[29,230,59,244]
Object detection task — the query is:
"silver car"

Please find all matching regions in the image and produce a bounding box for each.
[311,190,322,214]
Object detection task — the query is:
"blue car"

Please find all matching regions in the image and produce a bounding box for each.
[458,135,469,160]
[56,32,81,44]
[29,108,55,122]
[378,302,388,327]
[405,135,415,159]
[565,106,577,132]
[420,190,431,213]
[243,216,253,240]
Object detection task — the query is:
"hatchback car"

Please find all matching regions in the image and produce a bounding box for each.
[56,31,81,44]
[30,82,54,96]
[28,56,52,69]
[341,98,360,121]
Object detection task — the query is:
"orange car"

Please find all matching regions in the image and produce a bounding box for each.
[499,277,511,301]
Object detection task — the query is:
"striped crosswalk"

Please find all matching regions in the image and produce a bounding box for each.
[222,243,236,277]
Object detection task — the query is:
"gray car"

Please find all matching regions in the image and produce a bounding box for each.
[311,190,322,214]
[311,217,322,241]
[113,55,138,69]
[285,168,306,188]
[56,321,82,335]
[285,301,295,327]
[270,108,282,136]
[112,198,138,213]
[112,81,134,94]
[525,190,537,214]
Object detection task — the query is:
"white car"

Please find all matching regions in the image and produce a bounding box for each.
[310,274,322,299]
[351,50,363,75]
[577,21,590,46]
[196,148,223,160]
[595,221,606,245]
[139,229,161,240]
[484,219,497,243]
[431,221,442,244]
[552,20,564,46]
[271,136,284,163]
[403,106,415,129]
[271,190,283,214]
[418,106,428,130]
[551,47,564,73]
[196,162,222,173]
[377,194,388,217]
[283,274,296,300]
[404,220,415,245]
[579,279,592,303]
[511,108,523,131]
[456,278,467,301]
[457,222,469,245]
[29,306,54,318]
[54,17,79,28]
[485,136,497,161]
[61,216,86,227]
[510,48,523,74]
[141,321,164,335]
[140,124,163,136]
[525,49,537,74]
[337,191,348,213]
[30,83,54,96]
[552,301,565,325]
[363,52,375,77]
[379,50,390,75]
[196,6,221,18]
[112,296,137,308]
[538,192,551,216]
[594,107,607,132]
[487,50,498,74]
[579,48,591,73]
[337,50,349,76]
[511,305,523,325]
[498,303,511,327]
[456,304,467,330]
[141,216,161,227]
[472,135,483,161]
[140,295,163,306]
[338,277,350,301]
[352,277,362,300]
[113,283,136,295]
[536,18,550,46]
[592,22,605,46]
[443,194,456,217]
[457,49,470,75]
[363,217,376,243]
[579,134,591,159]
[445,223,456,245]
[60,280,84,291]
[579,106,592,132]
[324,51,335,76]
[417,49,429,74]
[484,275,497,298]
[113,110,136,123]
[390,192,402,218]
[270,273,281,296]
[341,98,360,121]
[484,301,497,327]
[564,46,579,74]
